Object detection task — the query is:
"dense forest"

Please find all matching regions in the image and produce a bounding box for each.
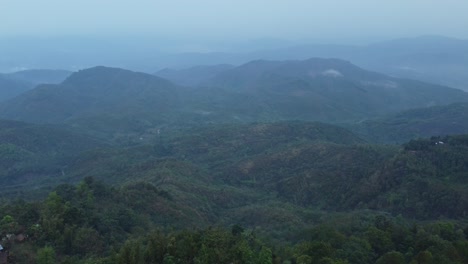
[1,58,468,263]
[1,121,467,263]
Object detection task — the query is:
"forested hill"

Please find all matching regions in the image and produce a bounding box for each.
[354,134,468,218]
[1,60,468,130]
[0,62,468,263]
[0,119,105,191]
[181,58,468,123]
[0,66,181,124]
[1,133,467,263]
[1,121,467,221]
[350,102,468,143]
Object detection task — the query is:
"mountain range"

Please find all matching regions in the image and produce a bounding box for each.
[194,58,468,122]
[153,36,468,91]
[1,53,468,263]
[2,59,467,136]
[2,36,468,91]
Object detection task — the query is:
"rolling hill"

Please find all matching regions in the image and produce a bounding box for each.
[351,102,468,143]
[6,119,464,220]
[0,66,182,124]
[1,60,467,140]
[1,119,467,263]
[0,119,106,192]
[356,135,468,219]
[153,36,468,91]
[192,58,468,122]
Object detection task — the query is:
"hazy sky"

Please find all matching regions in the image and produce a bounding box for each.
[2,0,468,42]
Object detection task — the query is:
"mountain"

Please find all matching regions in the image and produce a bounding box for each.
[3,36,468,90]
[151,36,468,91]
[0,69,72,102]
[6,69,72,85]
[194,58,468,122]
[0,74,31,102]
[0,66,181,124]
[155,64,234,86]
[351,102,468,143]
[2,60,467,130]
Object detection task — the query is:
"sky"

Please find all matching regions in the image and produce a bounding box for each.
[2,0,468,43]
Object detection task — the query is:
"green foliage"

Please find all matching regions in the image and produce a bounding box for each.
[375,251,405,264]
[0,180,467,263]
[359,135,468,219]
[114,228,272,264]
[352,102,468,144]
[37,246,56,264]
[1,117,468,263]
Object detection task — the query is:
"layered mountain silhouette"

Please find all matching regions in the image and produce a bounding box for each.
[0,66,181,124]
[187,58,468,122]
[1,59,467,129]
[169,36,468,91]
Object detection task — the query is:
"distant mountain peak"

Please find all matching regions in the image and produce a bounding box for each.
[63,66,172,88]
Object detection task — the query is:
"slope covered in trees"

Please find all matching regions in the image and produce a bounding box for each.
[1,60,467,131]
[0,61,467,263]
[1,177,467,263]
[351,102,468,143]
[190,58,468,123]
[0,118,467,263]
[0,67,182,124]
[0,120,105,196]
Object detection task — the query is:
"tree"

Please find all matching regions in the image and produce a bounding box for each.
[375,251,405,264]
[37,246,56,264]
[413,250,433,264]
[257,246,273,264]
[0,215,18,234]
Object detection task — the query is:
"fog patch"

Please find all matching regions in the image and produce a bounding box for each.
[320,69,344,78]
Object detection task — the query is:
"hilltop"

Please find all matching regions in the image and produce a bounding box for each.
[0,66,181,125]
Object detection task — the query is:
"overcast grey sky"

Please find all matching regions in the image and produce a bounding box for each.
[2,0,468,42]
